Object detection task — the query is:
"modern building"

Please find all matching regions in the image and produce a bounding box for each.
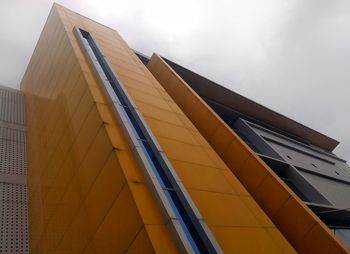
[152,57,350,245]
[5,3,347,253]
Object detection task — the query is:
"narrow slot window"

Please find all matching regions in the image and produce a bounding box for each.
[75,28,221,254]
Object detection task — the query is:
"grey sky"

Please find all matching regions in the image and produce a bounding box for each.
[0,0,349,160]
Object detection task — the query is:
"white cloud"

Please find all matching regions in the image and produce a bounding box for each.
[0,0,349,160]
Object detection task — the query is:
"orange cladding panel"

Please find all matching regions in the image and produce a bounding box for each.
[147,54,349,254]
[21,4,177,253]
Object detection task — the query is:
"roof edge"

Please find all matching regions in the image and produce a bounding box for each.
[161,56,339,152]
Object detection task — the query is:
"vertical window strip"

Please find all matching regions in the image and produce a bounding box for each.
[74,27,222,254]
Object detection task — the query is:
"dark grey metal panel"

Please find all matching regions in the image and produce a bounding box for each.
[301,171,350,208]
[335,230,350,247]
[248,119,345,163]
[233,116,350,248]
[0,86,28,253]
[234,117,350,211]
[233,118,283,159]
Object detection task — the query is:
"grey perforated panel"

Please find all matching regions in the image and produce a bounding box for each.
[0,140,26,176]
[0,86,28,253]
[0,127,25,144]
[0,88,25,125]
[0,183,28,253]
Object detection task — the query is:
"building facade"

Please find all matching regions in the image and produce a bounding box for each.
[154,57,350,247]
[0,85,28,253]
[16,3,349,253]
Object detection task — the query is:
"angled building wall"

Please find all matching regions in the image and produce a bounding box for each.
[146,54,349,253]
[20,4,298,254]
[148,54,350,250]
[21,4,177,253]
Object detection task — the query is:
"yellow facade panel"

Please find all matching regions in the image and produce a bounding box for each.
[86,185,143,253]
[136,101,185,127]
[96,37,126,51]
[254,174,294,216]
[176,113,198,131]
[128,87,173,111]
[272,196,319,247]
[189,129,212,148]
[66,74,88,116]
[122,77,162,98]
[115,67,152,84]
[126,227,155,254]
[84,153,126,232]
[299,223,343,253]
[54,207,91,253]
[72,106,103,161]
[95,102,118,125]
[154,65,173,90]
[202,147,230,170]
[118,73,159,88]
[222,139,251,171]
[110,58,147,77]
[48,154,76,202]
[104,123,129,150]
[114,150,145,183]
[220,170,251,196]
[70,89,95,135]
[82,71,107,104]
[266,228,298,254]
[211,226,294,253]
[144,116,198,145]
[158,89,174,102]
[234,155,270,191]
[167,100,187,115]
[128,182,166,225]
[145,225,180,254]
[181,99,206,127]
[76,127,113,196]
[210,123,237,154]
[157,136,217,167]
[61,59,82,95]
[241,196,275,228]
[167,80,187,106]
[189,189,261,227]
[171,160,236,194]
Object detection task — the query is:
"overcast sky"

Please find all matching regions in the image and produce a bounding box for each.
[0,0,349,160]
